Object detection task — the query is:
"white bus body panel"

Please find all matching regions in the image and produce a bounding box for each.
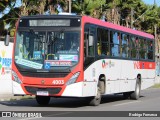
[84,59,155,96]
[12,81,25,95]
[62,81,97,97]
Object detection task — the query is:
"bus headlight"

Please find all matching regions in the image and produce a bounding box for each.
[12,71,22,84]
[66,72,80,85]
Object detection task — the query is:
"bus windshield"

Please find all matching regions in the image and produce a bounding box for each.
[14,30,80,71]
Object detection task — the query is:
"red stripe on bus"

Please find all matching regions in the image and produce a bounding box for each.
[133,61,155,69]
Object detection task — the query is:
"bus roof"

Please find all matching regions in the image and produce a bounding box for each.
[82,16,154,40]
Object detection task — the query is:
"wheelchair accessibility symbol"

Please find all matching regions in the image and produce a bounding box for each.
[45,63,50,69]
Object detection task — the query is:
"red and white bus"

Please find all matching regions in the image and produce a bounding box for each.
[5,15,155,106]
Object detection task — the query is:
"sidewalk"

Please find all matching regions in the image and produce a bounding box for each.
[0,94,34,101]
[155,76,160,84]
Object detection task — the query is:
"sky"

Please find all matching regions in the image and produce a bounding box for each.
[143,0,160,6]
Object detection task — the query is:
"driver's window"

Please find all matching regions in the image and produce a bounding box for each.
[84,24,95,57]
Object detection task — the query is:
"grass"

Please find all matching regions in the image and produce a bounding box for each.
[20,96,35,100]
[152,84,160,88]
[9,95,35,101]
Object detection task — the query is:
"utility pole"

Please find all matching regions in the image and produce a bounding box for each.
[155,25,158,55]
[154,0,156,5]
[69,0,72,13]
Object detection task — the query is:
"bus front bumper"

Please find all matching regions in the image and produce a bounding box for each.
[12,81,97,97]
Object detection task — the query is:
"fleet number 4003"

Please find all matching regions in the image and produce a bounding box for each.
[52,80,64,85]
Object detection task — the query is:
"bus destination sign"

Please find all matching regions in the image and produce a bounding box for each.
[29,20,70,26]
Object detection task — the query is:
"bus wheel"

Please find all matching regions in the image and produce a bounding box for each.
[130,80,141,100]
[36,96,50,105]
[89,81,103,106]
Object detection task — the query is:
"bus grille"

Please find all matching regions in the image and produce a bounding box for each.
[20,72,68,78]
[25,86,62,95]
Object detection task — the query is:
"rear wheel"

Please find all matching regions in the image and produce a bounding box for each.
[130,80,141,100]
[36,96,50,105]
[89,81,104,106]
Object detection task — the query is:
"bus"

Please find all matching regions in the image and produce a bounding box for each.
[5,14,155,106]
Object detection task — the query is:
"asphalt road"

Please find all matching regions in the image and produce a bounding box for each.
[0,88,160,118]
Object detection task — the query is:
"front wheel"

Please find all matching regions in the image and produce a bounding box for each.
[130,80,141,100]
[89,81,104,106]
[36,96,50,105]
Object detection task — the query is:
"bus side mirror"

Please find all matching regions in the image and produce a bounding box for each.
[4,34,10,46]
[89,35,94,46]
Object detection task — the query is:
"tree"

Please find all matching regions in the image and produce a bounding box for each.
[0,0,17,36]
[72,0,105,18]
[1,0,160,39]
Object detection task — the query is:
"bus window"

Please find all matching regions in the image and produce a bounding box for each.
[147,40,153,60]
[97,28,109,56]
[88,34,94,56]
[130,36,138,59]
[139,38,146,59]
[97,28,102,55]
[121,34,129,58]
[110,31,120,57]
[84,24,95,57]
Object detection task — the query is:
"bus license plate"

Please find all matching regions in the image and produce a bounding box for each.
[36,91,49,96]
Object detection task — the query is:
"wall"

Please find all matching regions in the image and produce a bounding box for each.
[0,41,13,95]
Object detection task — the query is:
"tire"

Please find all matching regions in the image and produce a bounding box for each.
[130,80,141,100]
[89,81,104,106]
[36,96,50,105]
[99,81,105,94]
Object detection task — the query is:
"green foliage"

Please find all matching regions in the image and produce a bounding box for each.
[0,0,160,37]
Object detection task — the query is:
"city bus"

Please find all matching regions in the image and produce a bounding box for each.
[5,14,155,106]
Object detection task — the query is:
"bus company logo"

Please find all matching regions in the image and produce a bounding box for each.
[102,60,108,68]
[41,80,45,84]
[102,60,114,68]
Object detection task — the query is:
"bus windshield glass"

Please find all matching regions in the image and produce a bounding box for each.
[14,30,80,71]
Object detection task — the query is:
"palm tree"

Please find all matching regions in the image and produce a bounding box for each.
[72,0,105,18]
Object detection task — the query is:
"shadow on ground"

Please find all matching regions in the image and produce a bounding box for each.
[0,94,145,108]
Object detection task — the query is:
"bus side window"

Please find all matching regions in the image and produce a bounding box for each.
[110,31,120,57]
[131,36,138,59]
[121,33,129,58]
[97,28,102,55]
[139,38,146,60]
[88,34,94,56]
[101,29,109,56]
[147,40,153,60]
